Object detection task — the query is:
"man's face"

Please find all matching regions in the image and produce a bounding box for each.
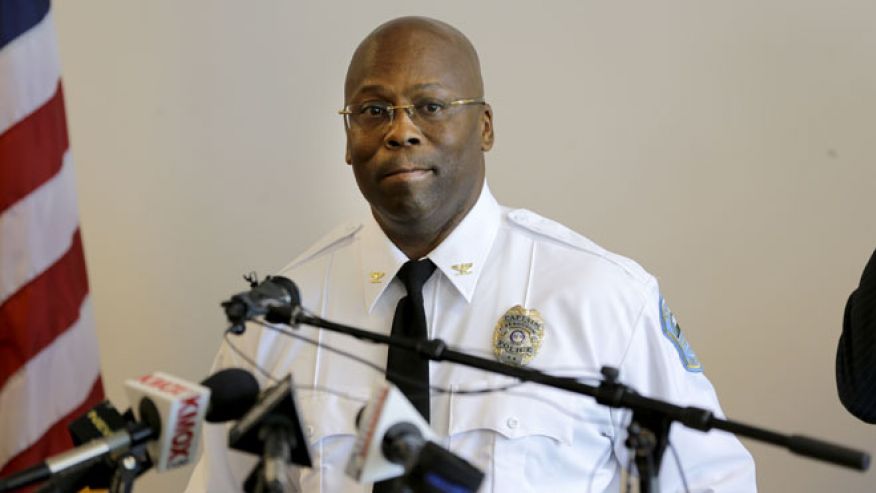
[343,27,493,235]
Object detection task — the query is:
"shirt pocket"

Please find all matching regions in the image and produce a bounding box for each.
[445,382,616,493]
[296,392,367,492]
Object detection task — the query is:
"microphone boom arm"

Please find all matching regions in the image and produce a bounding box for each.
[288,311,870,476]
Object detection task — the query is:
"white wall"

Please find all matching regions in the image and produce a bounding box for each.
[53,1,876,491]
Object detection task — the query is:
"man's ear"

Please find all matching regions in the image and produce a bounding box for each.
[480,104,494,151]
[345,137,352,165]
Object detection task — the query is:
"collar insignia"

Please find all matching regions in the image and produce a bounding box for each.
[493,305,545,367]
[451,263,474,275]
[369,272,386,284]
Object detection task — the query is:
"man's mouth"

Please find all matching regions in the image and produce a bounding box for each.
[380,167,434,183]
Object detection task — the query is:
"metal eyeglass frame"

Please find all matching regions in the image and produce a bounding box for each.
[338,98,486,129]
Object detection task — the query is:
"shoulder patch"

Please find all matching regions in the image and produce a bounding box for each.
[659,295,702,373]
[280,222,362,272]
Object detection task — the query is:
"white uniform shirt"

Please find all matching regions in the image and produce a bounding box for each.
[186,184,756,492]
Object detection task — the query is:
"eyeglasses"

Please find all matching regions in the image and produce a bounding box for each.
[338,97,486,131]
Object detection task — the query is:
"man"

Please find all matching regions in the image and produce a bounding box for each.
[837,248,876,423]
[186,16,756,492]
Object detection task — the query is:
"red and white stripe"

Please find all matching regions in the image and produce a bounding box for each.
[0,6,105,480]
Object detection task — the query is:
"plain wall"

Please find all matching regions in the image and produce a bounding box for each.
[52,1,876,491]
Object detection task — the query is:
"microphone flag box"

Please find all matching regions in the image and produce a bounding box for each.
[124,372,211,472]
[345,380,435,484]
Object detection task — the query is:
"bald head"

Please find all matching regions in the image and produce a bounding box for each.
[341,17,494,260]
[344,16,484,102]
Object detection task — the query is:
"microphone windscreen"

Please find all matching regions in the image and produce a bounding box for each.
[201,368,260,423]
[271,276,300,306]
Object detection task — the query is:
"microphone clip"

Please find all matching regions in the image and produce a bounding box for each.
[243,271,260,288]
[222,276,301,335]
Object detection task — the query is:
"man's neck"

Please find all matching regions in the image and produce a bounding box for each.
[380,218,458,260]
[374,195,479,260]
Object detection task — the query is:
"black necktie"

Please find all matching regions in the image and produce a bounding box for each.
[386,259,436,421]
[374,260,436,493]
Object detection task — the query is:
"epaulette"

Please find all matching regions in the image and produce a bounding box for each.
[506,208,652,286]
[507,209,603,254]
[279,222,363,273]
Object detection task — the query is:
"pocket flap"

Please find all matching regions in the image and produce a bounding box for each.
[447,383,599,446]
[297,391,365,443]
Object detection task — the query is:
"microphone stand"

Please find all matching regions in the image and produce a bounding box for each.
[27,447,148,493]
[247,418,293,493]
[108,451,149,493]
[269,310,870,492]
[0,423,154,493]
[229,375,310,493]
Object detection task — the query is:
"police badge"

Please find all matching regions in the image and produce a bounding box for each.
[493,305,545,367]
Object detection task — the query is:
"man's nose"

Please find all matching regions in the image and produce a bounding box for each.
[384,110,422,148]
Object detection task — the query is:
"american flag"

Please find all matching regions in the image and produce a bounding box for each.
[0,0,105,486]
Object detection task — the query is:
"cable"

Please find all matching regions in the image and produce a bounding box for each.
[258,319,385,374]
[223,331,369,405]
[610,409,635,493]
[248,319,624,428]
[254,320,433,400]
[267,320,534,396]
[668,442,691,493]
[223,329,281,384]
[447,344,605,380]
[254,319,529,397]
[625,452,634,493]
[452,389,611,426]
[293,384,369,404]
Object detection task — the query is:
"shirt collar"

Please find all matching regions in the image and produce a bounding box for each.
[358,182,501,313]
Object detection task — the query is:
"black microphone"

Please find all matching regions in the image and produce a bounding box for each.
[200,368,261,423]
[385,425,484,493]
[222,276,300,333]
[226,374,312,493]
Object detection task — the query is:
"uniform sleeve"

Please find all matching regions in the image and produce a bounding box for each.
[836,247,876,423]
[184,336,302,493]
[613,280,757,492]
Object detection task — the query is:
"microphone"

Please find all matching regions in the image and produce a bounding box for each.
[222,276,300,333]
[48,369,258,493]
[346,382,484,492]
[226,374,312,493]
[200,367,261,423]
[35,401,153,492]
[0,372,210,493]
[0,423,153,493]
[123,372,211,472]
[227,374,311,462]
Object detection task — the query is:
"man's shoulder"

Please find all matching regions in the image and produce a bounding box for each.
[277,221,363,274]
[501,207,655,289]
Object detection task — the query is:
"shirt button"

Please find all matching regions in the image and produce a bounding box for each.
[506,417,519,429]
[306,425,314,438]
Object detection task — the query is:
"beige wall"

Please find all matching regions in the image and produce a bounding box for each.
[54,1,876,491]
